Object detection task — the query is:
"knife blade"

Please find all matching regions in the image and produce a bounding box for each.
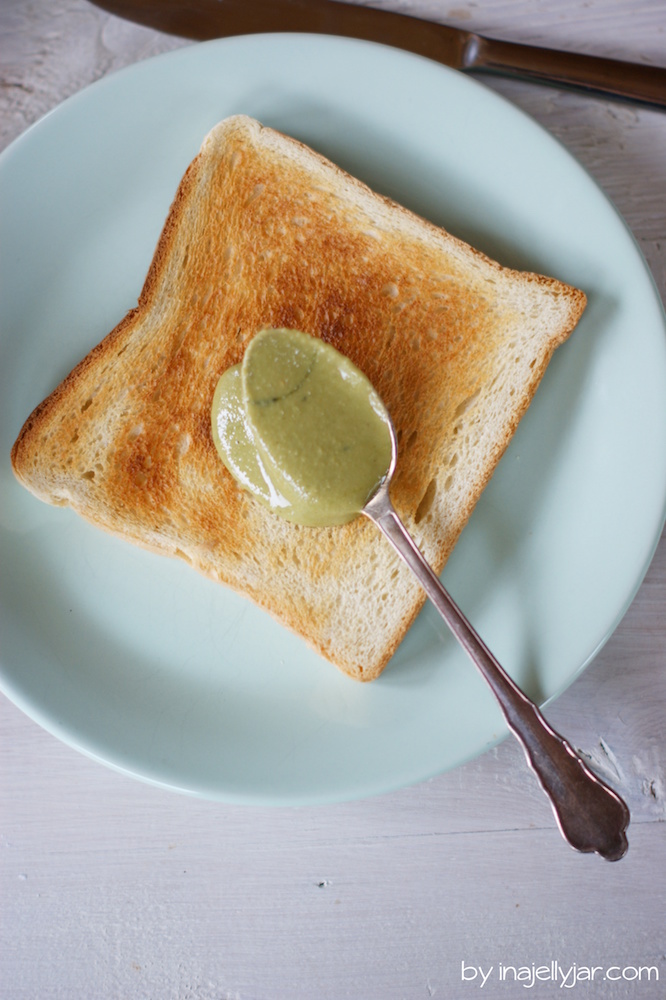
[89,0,666,108]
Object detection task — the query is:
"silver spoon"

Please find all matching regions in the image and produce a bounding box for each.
[363,416,630,861]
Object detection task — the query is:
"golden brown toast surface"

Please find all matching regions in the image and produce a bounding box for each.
[11,115,586,680]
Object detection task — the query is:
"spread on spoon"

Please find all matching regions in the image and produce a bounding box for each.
[212,328,393,526]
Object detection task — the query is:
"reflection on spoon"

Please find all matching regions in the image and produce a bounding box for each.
[212,328,630,860]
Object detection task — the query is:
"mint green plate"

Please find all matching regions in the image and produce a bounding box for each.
[1,34,665,803]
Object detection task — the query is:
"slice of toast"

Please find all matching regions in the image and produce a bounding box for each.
[11,114,586,681]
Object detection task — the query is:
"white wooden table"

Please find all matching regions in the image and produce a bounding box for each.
[2,2,665,997]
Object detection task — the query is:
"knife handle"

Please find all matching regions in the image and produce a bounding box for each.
[466,35,666,108]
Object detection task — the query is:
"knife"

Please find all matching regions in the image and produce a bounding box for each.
[89,0,666,109]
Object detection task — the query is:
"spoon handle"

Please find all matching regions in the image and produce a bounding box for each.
[364,493,630,861]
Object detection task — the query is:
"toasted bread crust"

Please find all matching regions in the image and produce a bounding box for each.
[11,115,586,680]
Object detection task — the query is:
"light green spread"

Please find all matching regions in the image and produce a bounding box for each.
[211,328,392,526]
